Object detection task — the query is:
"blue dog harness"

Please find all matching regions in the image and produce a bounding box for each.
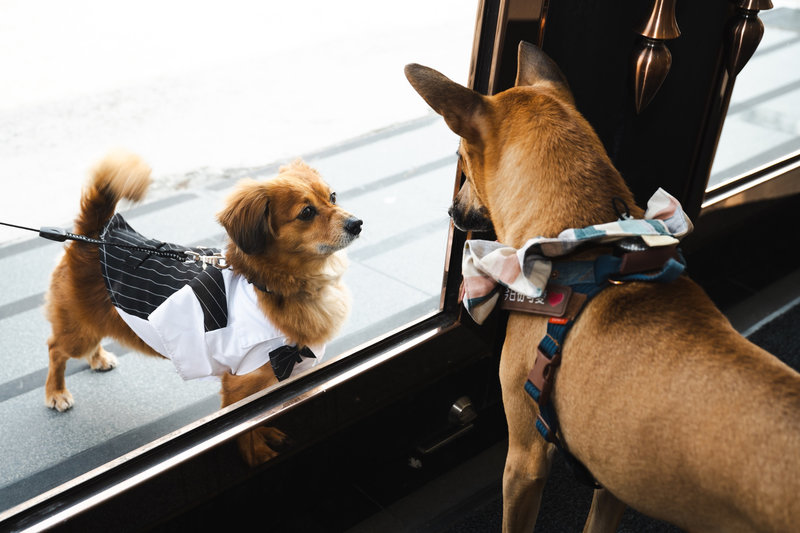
[459,189,692,488]
[520,245,686,487]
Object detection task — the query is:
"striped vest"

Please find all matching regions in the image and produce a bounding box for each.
[99,214,321,381]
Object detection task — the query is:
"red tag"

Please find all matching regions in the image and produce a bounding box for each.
[499,284,571,317]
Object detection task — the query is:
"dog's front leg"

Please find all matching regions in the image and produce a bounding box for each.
[501,352,555,531]
[221,364,290,467]
[500,318,556,532]
[502,425,554,533]
[583,488,626,533]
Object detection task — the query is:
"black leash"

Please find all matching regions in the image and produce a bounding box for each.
[0,221,217,265]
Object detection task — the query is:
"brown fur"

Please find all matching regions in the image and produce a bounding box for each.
[406,42,800,532]
[44,152,360,466]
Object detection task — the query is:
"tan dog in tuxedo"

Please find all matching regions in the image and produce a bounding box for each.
[405,42,800,532]
[44,153,361,466]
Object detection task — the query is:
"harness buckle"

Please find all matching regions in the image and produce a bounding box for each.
[535,413,556,442]
[617,244,678,275]
[183,251,229,270]
[527,348,562,406]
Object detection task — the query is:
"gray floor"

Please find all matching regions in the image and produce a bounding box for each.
[0,114,459,514]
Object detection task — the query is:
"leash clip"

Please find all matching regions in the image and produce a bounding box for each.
[183,251,229,270]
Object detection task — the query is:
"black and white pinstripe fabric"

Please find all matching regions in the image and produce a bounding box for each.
[100,214,227,331]
[95,214,324,381]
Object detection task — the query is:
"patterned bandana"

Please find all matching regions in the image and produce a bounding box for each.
[461,188,693,324]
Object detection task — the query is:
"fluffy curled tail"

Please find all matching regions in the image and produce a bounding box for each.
[75,151,152,237]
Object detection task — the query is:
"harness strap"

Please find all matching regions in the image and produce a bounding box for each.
[523,247,685,489]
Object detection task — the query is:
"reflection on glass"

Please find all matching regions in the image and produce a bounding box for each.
[709,1,800,191]
[0,0,477,515]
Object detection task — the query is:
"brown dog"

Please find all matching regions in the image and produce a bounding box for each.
[44,152,361,466]
[406,42,800,532]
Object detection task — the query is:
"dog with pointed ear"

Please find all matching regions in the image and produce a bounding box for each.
[405,41,800,532]
[405,42,634,246]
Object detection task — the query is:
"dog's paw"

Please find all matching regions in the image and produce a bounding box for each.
[238,426,292,467]
[88,347,118,372]
[45,390,74,412]
[257,426,293,452]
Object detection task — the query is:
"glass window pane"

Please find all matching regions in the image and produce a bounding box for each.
[708,1,800,191]
[0,0,477,514]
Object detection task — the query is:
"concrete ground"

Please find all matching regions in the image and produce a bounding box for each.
[0,114,460,512]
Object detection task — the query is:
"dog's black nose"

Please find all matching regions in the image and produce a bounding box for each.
[345,217,363,236]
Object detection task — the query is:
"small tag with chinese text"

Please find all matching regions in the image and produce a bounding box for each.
[499,284,571,317]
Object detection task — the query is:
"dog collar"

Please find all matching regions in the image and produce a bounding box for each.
[460,188,692,324]
[250,280,276,295]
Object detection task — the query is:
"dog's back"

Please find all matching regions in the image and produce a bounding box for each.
[553,278,800,531]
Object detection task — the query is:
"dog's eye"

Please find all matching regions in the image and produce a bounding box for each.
[298,205,317,221]
[329,192,337,204]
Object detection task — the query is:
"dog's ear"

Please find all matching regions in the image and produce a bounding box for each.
[217,180,272,255]
[515,41,573,102]
[404,64,486,143]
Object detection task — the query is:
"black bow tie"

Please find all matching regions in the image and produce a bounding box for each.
[269,345,316,381]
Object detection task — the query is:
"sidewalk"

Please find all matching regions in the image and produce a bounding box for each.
[0,0,477,244]
[0,114,460,512]
[0,0,479,514]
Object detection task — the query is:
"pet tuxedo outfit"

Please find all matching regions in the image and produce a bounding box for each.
[98,214,322,381]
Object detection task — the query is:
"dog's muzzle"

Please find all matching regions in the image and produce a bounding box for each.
[449,204,493,233]
[319,217,362,254]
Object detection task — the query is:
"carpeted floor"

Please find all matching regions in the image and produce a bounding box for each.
[749,302,800,371]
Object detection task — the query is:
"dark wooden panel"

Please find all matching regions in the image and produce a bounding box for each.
[532,0,737,220]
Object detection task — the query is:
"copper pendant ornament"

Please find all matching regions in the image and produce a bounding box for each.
[632,0,681,114]
[726,0,773,76]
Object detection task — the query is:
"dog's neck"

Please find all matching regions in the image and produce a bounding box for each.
[226,247,342,296]
[477,97,645,247]
[489,167,644,248]
[225,246,350,347]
